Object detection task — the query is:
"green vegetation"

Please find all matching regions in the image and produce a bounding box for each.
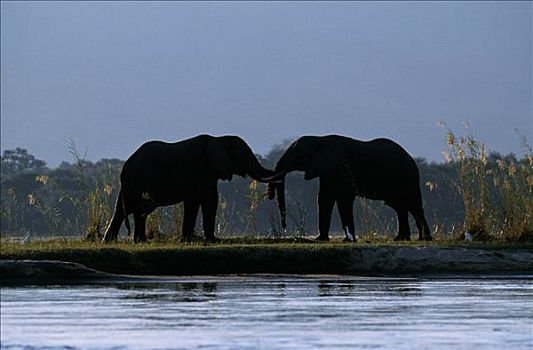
[2,236,529,253]
[1,129,532,242]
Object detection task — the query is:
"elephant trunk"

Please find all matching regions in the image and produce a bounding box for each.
[276,177,287,228]
[245,152,275,181]
[252,153,289,229]
[265,175,287,229]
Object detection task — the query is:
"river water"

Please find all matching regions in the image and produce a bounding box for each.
[1,276,532,350]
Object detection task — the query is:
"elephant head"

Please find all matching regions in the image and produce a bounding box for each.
[267,136,350,228]
[206,135,275,183]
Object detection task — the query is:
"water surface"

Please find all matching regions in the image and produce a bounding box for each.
[1,276,532,350]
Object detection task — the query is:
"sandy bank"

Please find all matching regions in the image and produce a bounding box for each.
[1,245,531,284]
[0,259,123,284]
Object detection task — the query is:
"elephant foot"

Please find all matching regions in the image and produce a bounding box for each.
[133,235,147,244]
[393,234,410,241]
[315,235,330,242]
[343,236,357,243]
[102,229,118,243]
[418,235,433,241]
[101,234,117,243]
[204,236,221,244]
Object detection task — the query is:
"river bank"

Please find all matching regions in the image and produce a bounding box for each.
[1,240,532,283]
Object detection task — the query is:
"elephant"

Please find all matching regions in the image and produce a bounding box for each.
[267,135,432,242]
[102,134,275,243]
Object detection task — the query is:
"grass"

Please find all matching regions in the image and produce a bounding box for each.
[4,232,531,254]
[442,126,532,241]
[3,235,528,251]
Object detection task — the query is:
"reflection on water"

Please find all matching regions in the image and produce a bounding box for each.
[1,276,532,350]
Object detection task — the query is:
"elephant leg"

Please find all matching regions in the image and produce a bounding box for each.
[392,206,411,241]
[411,205,432,241]
[201,189,219,242]
[317,189,335,241]
[133,213,147,243]
[336,197,356,242]
[182,200,200,242]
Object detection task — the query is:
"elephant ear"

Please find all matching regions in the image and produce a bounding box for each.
[305,144,347,180]
[206,139,233,181]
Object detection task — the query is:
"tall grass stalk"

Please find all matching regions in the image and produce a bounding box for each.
[246,180,261,234]
[146,209,162,240]
[287,201,307,237]
[491,153,533,241]
[1,188,18,235]
[173,203,184,240]
[442,126,532,241]
[216,196,234,238]
[265,203,284,238]
[31,175,69,234]
[354,197,393,236]
[443,129,490,237]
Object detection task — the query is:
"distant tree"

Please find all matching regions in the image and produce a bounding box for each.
[263,138,295,169]
[1,148,48,176]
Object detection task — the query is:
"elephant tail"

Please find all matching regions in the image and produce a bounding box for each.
[116,188,131,235]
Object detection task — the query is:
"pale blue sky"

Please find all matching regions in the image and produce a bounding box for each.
[1,1,531,166]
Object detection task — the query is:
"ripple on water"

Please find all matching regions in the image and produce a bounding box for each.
[1,276,532,350]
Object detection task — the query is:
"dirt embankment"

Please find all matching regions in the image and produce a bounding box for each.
[1,245,532,284]
[1,260,119,284]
